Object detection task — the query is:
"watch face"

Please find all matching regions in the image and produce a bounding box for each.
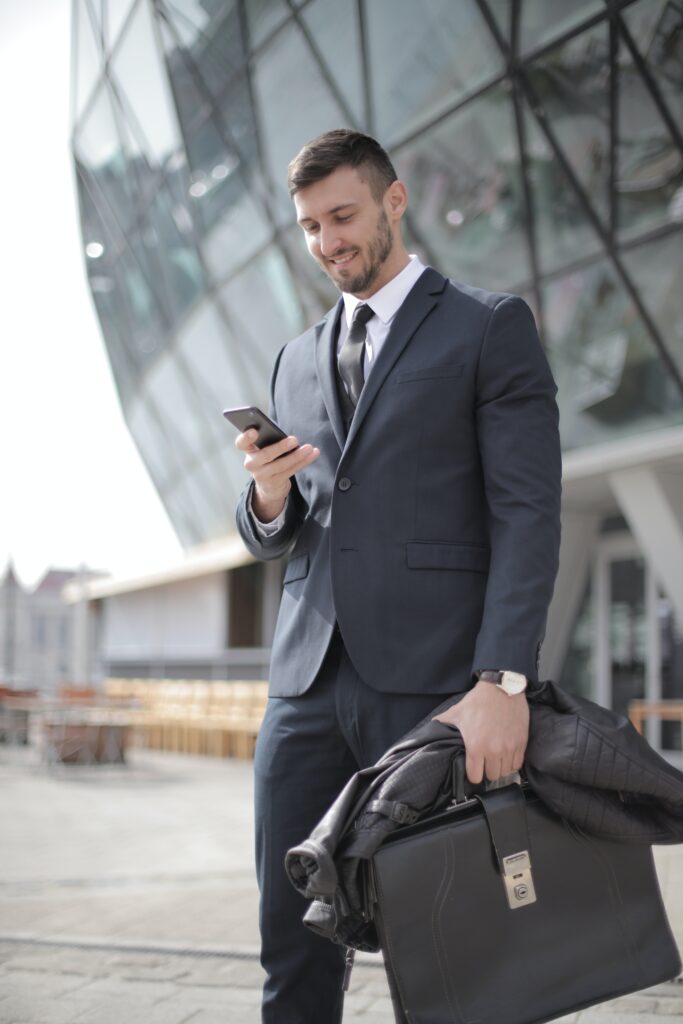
[500,671,528,695]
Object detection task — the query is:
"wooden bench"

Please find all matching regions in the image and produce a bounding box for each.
[102,678,268,760]
[628,699,683,736]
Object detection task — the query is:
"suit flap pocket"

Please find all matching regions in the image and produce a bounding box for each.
[283,553,309,583]
[396,363,465,383]
[406,542,490,573]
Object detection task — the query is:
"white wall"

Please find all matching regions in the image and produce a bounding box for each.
[101,573,227,660]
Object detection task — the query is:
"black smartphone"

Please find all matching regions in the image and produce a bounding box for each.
[223,405,293,449]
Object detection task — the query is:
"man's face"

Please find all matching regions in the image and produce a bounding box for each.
[294,165,395,296]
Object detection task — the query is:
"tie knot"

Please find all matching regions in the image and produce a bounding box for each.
[352,303,374,328]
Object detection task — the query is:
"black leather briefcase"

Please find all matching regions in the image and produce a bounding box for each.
[370,781,681,1024]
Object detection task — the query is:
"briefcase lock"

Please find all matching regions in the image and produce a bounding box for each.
[502,851,537,910]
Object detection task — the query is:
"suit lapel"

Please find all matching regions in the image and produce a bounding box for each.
[314,297,346,452]
[344,267,447,451]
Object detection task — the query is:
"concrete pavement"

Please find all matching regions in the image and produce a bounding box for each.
[1,742,681,1023]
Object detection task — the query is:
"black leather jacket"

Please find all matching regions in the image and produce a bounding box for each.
[285,679,683,952]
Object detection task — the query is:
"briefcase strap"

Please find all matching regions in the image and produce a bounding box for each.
[477,785,537,910]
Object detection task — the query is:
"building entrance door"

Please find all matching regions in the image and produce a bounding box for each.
[594,534,681,762]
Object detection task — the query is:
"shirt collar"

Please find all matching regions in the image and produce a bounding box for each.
[342,255,426,327]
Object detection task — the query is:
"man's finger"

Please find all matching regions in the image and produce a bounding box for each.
[465,749,484,785]
[234,428,259,451]
[250,444,317,481]
[484,754,504,782]
[243,435,300,466]
[512,748,526,773]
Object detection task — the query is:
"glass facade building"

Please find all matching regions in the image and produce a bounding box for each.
[71,0,683,750]
[72,0,683,547]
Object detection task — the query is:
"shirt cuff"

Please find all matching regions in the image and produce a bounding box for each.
[248,488,288,536]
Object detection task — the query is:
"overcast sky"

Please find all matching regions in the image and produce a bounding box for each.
[0,0,183,589]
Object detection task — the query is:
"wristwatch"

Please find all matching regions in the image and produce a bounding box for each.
[478,669,528,696]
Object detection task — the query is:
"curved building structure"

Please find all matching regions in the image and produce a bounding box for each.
[70,0,683,752]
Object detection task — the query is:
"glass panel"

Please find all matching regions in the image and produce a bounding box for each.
[252,22,349,221]
[73,81,134,230]
[162,0,243,110]
[177,303,264,424]
[220,248,307,387]
[524,105,604,273]
[163,480,203,546]
[146,350,214,458]
[245,0,290,49]
[101,321,138,403]
[526,20,610,227]
[75,167,165,386]
[485,1,512,45]
[185,457,234,541]
[127,394,183,487]
[621,231,683,380]
[610,557,646,719]
[560,575,594,700]
[106,0,136,47]
[519,0,605,56]
[120,223,170,344]
[622,0,683,117]
[75,0,105,118]
[110,0,180,170]
[543,260,683,451]
[394,88,532,292]
[184,113,244,232]
[659,590,683,754]
[201,174,272,281]
[617,2,683,240]
[143,187,205,322]
[300,0,364,125]
[159,15,209,126]
[366,0,504,146]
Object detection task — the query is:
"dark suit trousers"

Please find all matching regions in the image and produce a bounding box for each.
[254,628,445,1024]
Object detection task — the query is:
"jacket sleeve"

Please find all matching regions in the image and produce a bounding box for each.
[235,344,309,562]
[471,296,562,683]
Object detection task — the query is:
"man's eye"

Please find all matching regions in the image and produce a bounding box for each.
[337,215,352,223]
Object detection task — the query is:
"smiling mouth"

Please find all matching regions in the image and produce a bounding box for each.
[329,251,358,267]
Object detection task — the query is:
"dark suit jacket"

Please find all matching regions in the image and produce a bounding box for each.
[236,267,562,697]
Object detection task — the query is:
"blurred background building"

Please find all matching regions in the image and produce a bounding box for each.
[0,563,98,693]
[66,0,683,758]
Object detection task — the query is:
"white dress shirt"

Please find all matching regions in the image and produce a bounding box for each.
[250,255,427,533]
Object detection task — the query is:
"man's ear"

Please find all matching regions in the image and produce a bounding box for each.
[385,180,408,221]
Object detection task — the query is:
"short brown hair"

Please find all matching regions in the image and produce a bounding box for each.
[287,129,397,201]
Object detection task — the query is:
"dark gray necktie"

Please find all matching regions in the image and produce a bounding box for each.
[338,303,375,408]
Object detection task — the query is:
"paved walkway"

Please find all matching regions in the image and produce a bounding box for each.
[1,743,681,1023]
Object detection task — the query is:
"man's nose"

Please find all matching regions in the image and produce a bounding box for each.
[319,226,343,259]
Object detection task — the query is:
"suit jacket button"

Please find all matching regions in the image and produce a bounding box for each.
[338,477,352,491]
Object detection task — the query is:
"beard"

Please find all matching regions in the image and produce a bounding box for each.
[325,209,394,294]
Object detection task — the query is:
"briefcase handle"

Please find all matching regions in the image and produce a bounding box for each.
[477,784,537,910]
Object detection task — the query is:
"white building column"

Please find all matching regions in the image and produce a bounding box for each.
[71,569,91,686]
[609,467,683,627]
[540,509,601,682]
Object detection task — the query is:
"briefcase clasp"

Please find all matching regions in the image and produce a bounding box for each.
[502,850,537,909]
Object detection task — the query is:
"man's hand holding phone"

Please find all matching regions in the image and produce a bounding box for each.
[234,429,320,522]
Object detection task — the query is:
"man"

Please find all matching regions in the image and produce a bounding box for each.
[235,129,562,1023]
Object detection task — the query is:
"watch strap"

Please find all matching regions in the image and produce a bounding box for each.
[478,670,503,684]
